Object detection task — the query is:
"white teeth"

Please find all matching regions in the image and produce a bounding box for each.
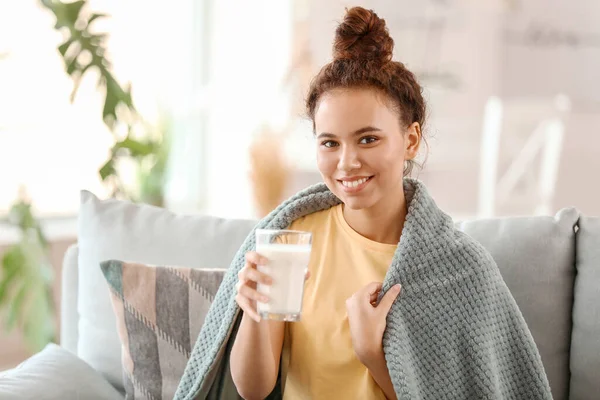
[341,177,369,188]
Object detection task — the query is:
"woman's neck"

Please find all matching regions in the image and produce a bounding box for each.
[342,187,408,245]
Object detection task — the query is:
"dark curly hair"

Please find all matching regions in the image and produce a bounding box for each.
[306,6,427,176]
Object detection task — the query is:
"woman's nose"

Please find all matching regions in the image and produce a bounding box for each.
[338,147,362,171]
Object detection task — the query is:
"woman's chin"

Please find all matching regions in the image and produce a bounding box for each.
[338,193,375,210]
[325,181,377,210]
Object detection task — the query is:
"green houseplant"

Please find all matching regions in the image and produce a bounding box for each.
[0,0,170,353]
[0,192,55,352]
[40,0,169,203]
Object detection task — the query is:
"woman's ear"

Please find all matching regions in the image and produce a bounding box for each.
[405,122,421,160]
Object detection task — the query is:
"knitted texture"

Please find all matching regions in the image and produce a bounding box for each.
[174,178,553,400]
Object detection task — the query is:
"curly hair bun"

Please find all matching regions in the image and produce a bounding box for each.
[332,6,394,64]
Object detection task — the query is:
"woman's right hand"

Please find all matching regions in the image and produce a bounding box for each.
[235,251,273,323]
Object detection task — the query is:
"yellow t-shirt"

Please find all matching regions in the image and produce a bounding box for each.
[281,204,397,399]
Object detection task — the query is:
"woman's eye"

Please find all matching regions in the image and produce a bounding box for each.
[321,140,338,148]
[360,136,378,144]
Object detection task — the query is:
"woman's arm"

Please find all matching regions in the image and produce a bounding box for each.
[346,282,402,400]
[365,349,397,400]
[230,314,285,400]
[230,252,286,400]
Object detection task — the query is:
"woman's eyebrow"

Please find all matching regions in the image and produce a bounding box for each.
[316,126,381,139]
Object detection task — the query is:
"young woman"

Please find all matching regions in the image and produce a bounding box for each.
[231,6,422,399]
[175,6,552,400]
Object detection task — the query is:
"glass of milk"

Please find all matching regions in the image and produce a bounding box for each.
[255,229,312,322]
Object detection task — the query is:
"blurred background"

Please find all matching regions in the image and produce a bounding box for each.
[0,0,598,370]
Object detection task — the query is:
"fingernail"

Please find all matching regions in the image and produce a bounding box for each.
[261,296,269,303]
[394,284,401,292]
[265,277,273,285]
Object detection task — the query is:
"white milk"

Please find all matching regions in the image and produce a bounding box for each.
[256,243,311,319]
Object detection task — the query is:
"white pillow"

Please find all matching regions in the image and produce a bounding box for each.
[0,343,123,400]
[76,191,256,391]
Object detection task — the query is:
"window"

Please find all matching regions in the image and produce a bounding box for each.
[0,1,182,217]
[0,0,296,220]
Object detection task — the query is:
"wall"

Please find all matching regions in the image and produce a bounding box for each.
[282,0,600,219]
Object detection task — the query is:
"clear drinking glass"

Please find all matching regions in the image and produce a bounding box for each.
[255,229,312,322]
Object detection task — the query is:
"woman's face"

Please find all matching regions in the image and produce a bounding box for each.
[314,88,420,211]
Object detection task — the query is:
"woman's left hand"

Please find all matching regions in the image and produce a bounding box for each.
[346,282,402,368]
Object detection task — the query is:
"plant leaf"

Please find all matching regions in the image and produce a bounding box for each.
[9,200,38,231]
[69,61,96,102]
[65,55,81,76]
[115,138,155,157]
[40,0,86,30]
[0,250,21,306]
[23,284,55,352]
[102,78,120,127]
[57,37,75,56]
[6,282,28,331]
[57,0,86,28]
[1,245,26,272]
[87,12,107,26]
[102,75,135,127]
[99,158,116,181]
[89,33,108,48]
[63,1,86,25]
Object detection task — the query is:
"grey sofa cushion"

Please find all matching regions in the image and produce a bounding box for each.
[76,191,257,392]
[0,343,123,400]
[457,208,579,400]
[570,215,600,400]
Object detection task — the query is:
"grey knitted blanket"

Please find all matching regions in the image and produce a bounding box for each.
[175,178,553,400]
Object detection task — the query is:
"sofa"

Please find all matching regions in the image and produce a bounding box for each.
[0,190,598,400]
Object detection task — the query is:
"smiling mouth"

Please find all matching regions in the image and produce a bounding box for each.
[337,176,373,192]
